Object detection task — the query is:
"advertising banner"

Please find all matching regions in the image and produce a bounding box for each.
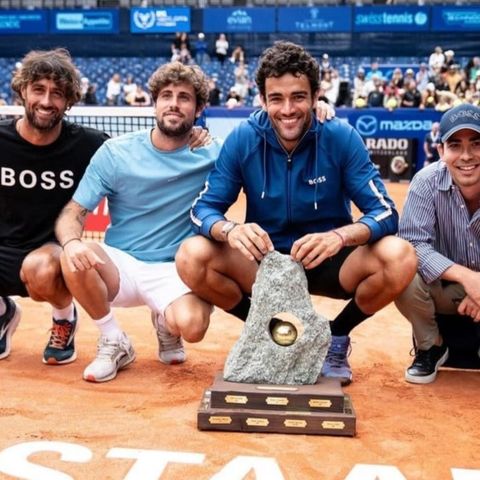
[364,137,415,181]
[336,108,441,172]
[130,7,190,33]
[278,6,351,32]
[353,6,430,32]
[431,6,480,31]
[204,108,441,173]
[0,10,48,34]
[50,9,119,34]
[202,8,275,33]
[84,198,110,234]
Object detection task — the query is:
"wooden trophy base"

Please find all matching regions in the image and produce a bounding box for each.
[197,373,356,436]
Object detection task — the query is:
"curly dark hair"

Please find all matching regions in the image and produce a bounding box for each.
[255,41,320,99]
[11,48,81,108]
[148,62,210,110]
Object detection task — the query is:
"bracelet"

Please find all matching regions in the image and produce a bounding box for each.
[61,238,81,249]
[332,230,346,248]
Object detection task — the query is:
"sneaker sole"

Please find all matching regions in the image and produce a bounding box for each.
[340,376,352,387]
[43,351,78,366]
[404,348,449,384]
[42,319,79,365]
[158,353,186,365]
[83,352,136,383]
[0,303,22,360]
[321,373,352,387]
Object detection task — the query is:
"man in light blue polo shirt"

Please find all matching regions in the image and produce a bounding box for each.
[55,62,222,383]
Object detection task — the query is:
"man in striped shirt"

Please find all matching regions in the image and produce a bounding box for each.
[396,103,480,384]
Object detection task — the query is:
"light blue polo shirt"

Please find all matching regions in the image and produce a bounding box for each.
[74,129,222,262]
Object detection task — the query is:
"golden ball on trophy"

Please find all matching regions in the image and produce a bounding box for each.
[270,320,298,346]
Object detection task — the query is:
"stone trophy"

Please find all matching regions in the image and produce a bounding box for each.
[198,251,356,436]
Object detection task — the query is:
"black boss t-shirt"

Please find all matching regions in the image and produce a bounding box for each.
[0,119,108,250]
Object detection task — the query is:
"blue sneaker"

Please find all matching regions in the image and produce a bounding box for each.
[321,335,353,386]
[43,306,78,365]
[0,297,22,360]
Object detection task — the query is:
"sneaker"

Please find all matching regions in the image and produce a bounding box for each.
[405,343,449,384]
[321,335,353,386]
[0,297,22,360]
[151,311,185,365]
[83,332,135,383]
[43,307,78,365]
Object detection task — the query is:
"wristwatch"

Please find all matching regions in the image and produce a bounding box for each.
[221,221,238,240]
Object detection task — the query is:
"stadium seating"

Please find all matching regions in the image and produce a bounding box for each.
[0,54,470,106]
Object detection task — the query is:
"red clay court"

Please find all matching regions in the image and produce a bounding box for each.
[0,182,479,480]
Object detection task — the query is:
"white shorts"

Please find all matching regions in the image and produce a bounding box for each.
[99,243,191,318]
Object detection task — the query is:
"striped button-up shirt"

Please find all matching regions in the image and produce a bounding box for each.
[399,161,480,284]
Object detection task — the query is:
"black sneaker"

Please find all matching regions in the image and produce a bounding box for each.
[405,344,449,384]
[0,297,22,360]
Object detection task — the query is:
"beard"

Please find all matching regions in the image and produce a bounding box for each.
[156,114,194,138]
[24,105,63,132]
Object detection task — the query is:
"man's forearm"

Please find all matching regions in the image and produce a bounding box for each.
[333,222,371,247]
[441,264,477,286]
[55,200,89,247]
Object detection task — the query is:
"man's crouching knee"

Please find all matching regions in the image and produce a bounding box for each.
[176,236,215,288]
[174,309,209,343]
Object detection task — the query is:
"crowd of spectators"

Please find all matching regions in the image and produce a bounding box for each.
[1,38,478,113]
[350,46,480,111]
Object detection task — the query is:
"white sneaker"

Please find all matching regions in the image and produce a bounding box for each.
[83,332,135,383]
[151,311,185,365]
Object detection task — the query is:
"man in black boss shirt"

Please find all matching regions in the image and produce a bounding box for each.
[0,49,108,364]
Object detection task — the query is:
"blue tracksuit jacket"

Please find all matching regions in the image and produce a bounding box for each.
[191,109,398,253]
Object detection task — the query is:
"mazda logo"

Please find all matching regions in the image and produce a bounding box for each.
[356,115,378,137]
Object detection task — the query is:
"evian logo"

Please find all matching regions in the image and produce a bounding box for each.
[227,10,252,26]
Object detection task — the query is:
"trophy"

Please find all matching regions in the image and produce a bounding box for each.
[198,251,356,436]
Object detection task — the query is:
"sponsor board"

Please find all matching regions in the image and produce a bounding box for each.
[84,197,110,233]
[50,9,119,34]
[364,137,415,181]
[277,6,351,32]
[0,10,48,34]
[130,7,190,33]
[353,5,430,32]
[432,6,480,31]
[202,8,275,33]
